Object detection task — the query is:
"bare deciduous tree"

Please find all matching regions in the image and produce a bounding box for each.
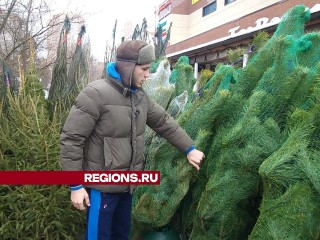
[0,0,84,85]
[0,0,17,34]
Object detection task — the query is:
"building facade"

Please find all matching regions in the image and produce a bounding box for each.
[158,0,320,75]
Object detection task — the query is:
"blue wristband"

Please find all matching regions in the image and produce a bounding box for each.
[70,185,83,191]
[185,145,196,155]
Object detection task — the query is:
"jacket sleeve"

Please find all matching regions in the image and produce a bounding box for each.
[146,96,194,154]
[60,85,101,171]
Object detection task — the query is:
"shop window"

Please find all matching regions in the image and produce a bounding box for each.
[225,0,236,5]
[203,1,216,17]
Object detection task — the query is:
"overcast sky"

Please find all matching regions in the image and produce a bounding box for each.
[52,0,162,61]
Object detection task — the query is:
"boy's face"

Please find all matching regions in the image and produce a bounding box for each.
[131,63,151,88]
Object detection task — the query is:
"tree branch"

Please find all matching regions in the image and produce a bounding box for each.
[0,0,18,34]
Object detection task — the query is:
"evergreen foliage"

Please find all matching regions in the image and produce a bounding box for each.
[171,56,196,97]
[48,17,88,123]
[0,61,18,113]
[143,59,174,109]
[143,59,175,158]
[251,31,270,52]
[155,22,173,60]
[227,47,246,66]
[198,69,213,89]
[0,3,319,239]
[66,25,88,111]
[0,14,90,237]
[0,52,85,239]
[48,16,70,119]
[150,57,166,74]
[133,5,320,239]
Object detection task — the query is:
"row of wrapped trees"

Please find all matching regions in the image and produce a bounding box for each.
[132,5,320,239]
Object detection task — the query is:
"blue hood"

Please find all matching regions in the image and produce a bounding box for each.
[106,62,137,92]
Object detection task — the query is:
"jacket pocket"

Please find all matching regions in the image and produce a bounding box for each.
[103,137,132,170]
[103,137,113,169]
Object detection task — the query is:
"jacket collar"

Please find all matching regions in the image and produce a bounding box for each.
[105,75,132,97]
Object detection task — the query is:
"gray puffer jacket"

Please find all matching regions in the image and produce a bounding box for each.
[60,75,194,193]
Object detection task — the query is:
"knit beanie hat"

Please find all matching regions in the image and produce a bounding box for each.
[116,40,155,89]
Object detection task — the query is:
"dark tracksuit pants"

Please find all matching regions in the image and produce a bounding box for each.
[85,189,132,240]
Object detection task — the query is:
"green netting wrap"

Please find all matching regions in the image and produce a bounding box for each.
[194,64,236,104]
[297,32,320,70]
[235,5,310,99]
[132,4,320,239]
[189,6,320,239]
[170,56,196,96]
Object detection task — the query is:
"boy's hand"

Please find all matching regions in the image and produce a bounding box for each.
[187,149,205,170]
[71,188,90,210]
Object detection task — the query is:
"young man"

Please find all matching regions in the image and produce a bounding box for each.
[60,40,204,240]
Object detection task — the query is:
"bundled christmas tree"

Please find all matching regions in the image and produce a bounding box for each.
[143,59,175,157]
[170,56,196,96]
[66,25,89,111]
[47,16,70,119]
[132,5,320,239]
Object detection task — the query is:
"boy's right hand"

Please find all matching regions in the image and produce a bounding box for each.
[71,188,90,210]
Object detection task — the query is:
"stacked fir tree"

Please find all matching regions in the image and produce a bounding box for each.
[0,18,88,239]
[132,5,320,239]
